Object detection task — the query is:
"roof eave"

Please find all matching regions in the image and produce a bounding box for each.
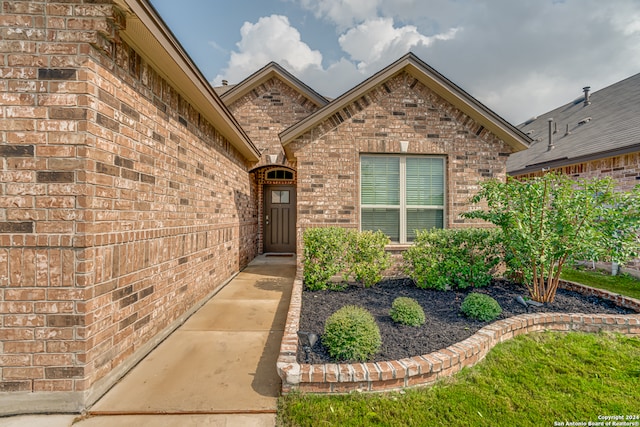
[113,0,260,162]
[508,143,640,176]
[220,63,329,108]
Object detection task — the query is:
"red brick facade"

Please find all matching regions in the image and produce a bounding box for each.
[4,0,635,416]
[287,71,514,253]
[224,76,321,252]
[0,0,257,412]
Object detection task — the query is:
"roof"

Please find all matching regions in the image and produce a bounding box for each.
[507,72,640,175]
[112,0,260,162]
[218,62,329,108]
[280,53,531,152]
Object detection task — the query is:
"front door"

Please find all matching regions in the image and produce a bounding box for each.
[264,185,296,253]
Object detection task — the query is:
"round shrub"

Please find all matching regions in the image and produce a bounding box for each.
[322,305,381,362]
[389,297,426,326]
[461,293,502,321]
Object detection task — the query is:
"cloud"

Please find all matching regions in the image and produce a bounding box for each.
[297,0,383,29]
[338,18,460,72]
[216,1,640,124]
[212,15,323,86]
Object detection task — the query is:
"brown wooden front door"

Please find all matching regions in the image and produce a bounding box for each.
[264,185,296,253]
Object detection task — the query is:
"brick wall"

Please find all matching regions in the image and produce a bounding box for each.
[0,0,257,412]
[226,76,321,169]
[287,71,514,253]
[225,77,319,252]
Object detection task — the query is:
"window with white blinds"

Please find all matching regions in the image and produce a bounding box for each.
[361,155,445,243]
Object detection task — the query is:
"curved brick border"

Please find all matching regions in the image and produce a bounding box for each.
[277,277,640,394]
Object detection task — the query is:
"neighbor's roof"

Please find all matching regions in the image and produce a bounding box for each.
[507,72,640,175]
[217,62,329,108]
[280,52,531,152]
[112,0,260,162]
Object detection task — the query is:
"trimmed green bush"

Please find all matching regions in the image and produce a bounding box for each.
[322,305,381,362]
[344,230,391,287]
[403,228,502,290]
[389,297,425,326]
[303,227,348,291]
[303,227,390,290]
[461,293,502,321]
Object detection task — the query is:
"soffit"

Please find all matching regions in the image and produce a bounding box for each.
[113,0,260,162]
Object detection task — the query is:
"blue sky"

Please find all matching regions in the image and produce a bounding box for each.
[149,0,640,124]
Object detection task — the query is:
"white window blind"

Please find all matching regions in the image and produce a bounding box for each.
[361,155,445,243]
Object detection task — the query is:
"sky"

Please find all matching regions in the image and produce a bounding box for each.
[148,0,640,125]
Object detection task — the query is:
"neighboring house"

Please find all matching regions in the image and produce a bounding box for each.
[0,0,530,415]
[507,73,640,271]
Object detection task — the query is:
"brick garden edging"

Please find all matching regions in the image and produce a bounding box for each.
[277,277,640,394]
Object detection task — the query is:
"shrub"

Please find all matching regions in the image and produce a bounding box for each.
[389,297,426,326]
[464,174,640,302]
[344,230,391,287]
[303,227,391,290]
[303,227,348,291]
[403,228,502,290]
[460,293,502,321]
[322,305,381,362]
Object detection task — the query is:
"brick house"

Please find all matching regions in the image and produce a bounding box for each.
[507,74,640,271]
[0,0,530,415]
[280,53,531,253]
[0,0,262,414]
[217,62,329,253]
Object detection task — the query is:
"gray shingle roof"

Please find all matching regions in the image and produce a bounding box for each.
[507,72,640,175]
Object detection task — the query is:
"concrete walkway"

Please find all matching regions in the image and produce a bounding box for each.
[0,254,296,427]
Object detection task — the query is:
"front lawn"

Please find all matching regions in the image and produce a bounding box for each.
[277,332,640,426]
[561,267,640,300]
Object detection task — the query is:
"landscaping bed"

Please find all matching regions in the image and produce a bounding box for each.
[297,278,636,364]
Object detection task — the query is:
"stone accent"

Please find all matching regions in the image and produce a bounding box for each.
[277,277,640,393]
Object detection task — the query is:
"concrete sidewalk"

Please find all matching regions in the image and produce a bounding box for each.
[0,254,295,427]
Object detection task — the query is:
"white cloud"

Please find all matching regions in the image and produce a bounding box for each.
[213,15,323,86]
[298,0,383,29]
[215,1,640,124]
[338,18,460,72]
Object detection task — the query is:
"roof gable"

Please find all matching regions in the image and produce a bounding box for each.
[219,62,329,108]
[507,72,640,175]
[280,53,531,152]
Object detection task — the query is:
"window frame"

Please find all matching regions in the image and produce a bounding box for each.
[360,154,446,243]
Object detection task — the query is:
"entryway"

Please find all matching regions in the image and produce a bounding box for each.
[80,254,295,426]
[263,184,296,253]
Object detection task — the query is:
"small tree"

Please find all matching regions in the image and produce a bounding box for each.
[464,174,640,303]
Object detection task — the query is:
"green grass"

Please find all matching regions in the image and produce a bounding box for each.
[277,332,640,426]
[560,267,640,300]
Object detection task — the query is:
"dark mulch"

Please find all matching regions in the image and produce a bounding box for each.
[297,278,636,364]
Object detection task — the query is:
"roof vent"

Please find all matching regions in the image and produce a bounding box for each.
[547,118,554,151]
[222,79,229,86]
[583,86,591,106]
[578,117,592,125]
